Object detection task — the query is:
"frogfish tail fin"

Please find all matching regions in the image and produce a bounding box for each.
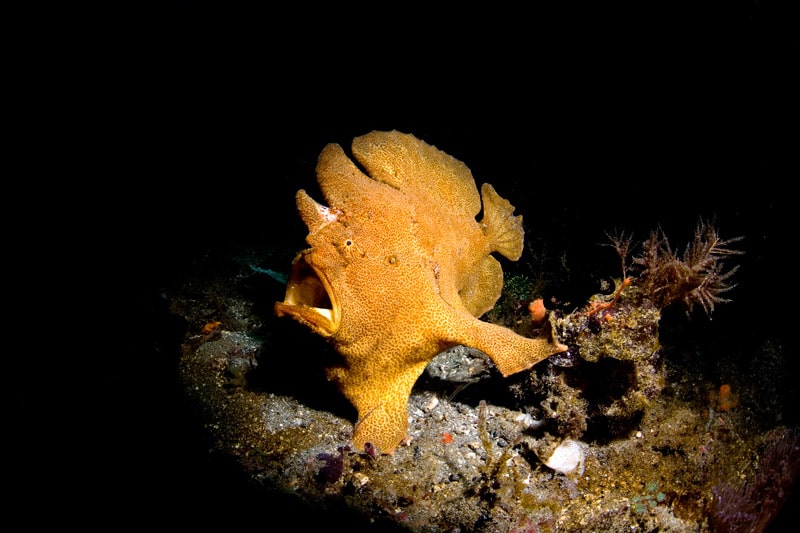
[479,183,524,261]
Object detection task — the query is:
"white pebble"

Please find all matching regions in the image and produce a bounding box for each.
[544,440,585,476]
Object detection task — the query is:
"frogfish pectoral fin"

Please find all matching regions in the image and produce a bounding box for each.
[344,362,429,455]
[457,315,568,377]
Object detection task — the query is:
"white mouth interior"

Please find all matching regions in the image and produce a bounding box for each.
[313,307,333,320]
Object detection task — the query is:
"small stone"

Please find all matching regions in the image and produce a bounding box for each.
[544,440,585,475]
[424,395,440,412]
[352,472,370,488]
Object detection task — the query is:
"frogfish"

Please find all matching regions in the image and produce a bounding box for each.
[275,130,567,454]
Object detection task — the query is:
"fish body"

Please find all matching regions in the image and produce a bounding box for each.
[275,130,566,453]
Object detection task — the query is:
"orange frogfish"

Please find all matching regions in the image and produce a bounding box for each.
[275,130,567,454]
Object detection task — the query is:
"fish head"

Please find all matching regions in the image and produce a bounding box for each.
[274,190,351,337]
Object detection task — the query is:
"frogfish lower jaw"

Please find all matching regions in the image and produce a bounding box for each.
[274,253,340,336]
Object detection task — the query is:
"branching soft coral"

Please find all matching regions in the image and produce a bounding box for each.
[604,220,743,317]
